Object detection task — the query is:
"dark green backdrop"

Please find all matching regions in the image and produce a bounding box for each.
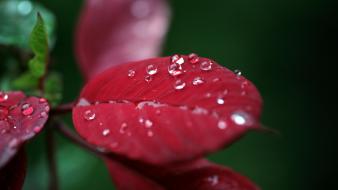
[23,0,338,189]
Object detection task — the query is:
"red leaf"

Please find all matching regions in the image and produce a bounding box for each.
[73,55,262,164]
[105,159,259,190]
[0,91,50,167]
[106,160,163,190]
[75,0,170,79]
[0,149,26,190]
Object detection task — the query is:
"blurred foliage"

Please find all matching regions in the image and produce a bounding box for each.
[43,72,62,106]
[28,13,48,78]
[0,0,55,49]
[0,0,336,189]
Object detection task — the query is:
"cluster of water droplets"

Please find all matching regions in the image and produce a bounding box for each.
[0,92,50,136]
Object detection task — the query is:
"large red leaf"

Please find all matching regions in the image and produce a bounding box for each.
[75,0,170,79]
[105,158,259,190]
[0,91,50,167]
[0,149,26,190]
[73,55,262,164]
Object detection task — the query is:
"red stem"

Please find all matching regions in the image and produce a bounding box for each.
[46,126,59,190]
[51,102,75,115]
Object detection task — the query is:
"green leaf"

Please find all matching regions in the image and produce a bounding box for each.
[0,0,55,49]
[44,72,63,106]
[28,13,48,78]
[12,72,39,91]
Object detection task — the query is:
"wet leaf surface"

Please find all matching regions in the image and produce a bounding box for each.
[73,55,262,164]
[0,91,49,167]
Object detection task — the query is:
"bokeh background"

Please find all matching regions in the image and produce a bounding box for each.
[2,0,337,189]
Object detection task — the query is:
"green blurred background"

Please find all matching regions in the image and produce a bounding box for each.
[1,0,337,189]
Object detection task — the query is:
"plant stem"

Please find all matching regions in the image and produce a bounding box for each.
[51,102,75,115]
[46,126,59,190]
[53,121,104,157]
[53,121,166,185]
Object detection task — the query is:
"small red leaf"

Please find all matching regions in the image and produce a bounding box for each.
[75,0,170,79]
[105,159,259,190]
[0,91,50,167]
[0,149,26,190]
[106,160,163,190]
[73,55,262,164]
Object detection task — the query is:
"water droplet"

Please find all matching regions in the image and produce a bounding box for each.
[145,119,153,128]
[0,93,9,102]
[99,122,103,126]
[212,78,220,82]
[223,89,229,95]
[144,75,153,83]
[192,107,208,115]
[17,1,33,16]
[200,60,213,71]
[192,77,204,86]
[128,69,136,78]
[188,53,200,64]
[207,175,219,186]
[146,64,158,75]
[119,122,128,134]
[234,69,242,76]
[231,111,251,126]
[22,104,34,116]
[40,112,47,118]
[34,126,42,133]
[39,98,47,103]
[84,110,96,121]
[102,129,110,136]
[216,98,225,105]
[147,130,154,137]
[218,120,227,130]
[139,117,145,124]
[171,54,184,65]
[45,105,50,112]
[205,93,212,98]
[174,80,186,90]
[168,63,183,76]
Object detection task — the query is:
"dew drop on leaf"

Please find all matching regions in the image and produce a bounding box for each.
[231,111,250,126]
[146,64,158,75]
[144,119,153,128]
[174,79,186,90]
[40,111,47,118]
[119,122,128,134]
[217,120,227,130]
[192,77,204,86]
[188,53,199,64]
[171,54,184,65]
[147,130,154,137]
[207,175,219,186]
[168,63,183,76]
[200,60,213,71]
[144,75,153,83]
[234,69,242,76]
[21,103,34,116]
[0,92,9,102]
[216,97,225,105]
[128,69,136,78]
[39,98,47,103]
[102,129,110,136]
[84,110,96,121]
